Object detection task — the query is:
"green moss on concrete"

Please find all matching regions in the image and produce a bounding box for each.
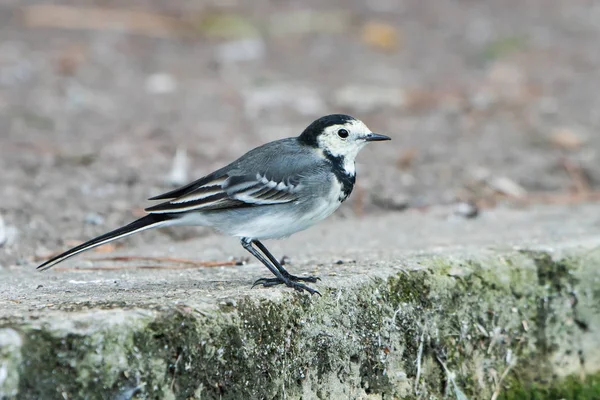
[388,269,432,307]
[500,372,600,400]
[382,250,599,399]
[4,248,600,399]
[16,311,156,399]
[0,328,22,398]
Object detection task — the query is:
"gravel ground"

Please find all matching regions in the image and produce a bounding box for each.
[1,0,599,267]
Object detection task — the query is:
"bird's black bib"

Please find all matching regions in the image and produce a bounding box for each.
[324,151,355,202]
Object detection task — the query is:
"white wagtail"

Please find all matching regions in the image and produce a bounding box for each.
[37,114,390,294]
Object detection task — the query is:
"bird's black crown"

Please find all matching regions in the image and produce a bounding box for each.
[298,114,356,147]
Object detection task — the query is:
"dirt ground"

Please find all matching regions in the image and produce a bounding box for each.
[1,0,599,268]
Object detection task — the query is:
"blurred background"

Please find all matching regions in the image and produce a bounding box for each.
[1,0,599,267]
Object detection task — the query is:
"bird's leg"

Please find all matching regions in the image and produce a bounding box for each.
[240,238,319,295]
[252,240,320,283]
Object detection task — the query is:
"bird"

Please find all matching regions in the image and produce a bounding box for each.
[37,114,390,294]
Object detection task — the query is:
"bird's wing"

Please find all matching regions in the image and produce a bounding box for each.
[147,171,227,201]
[145,172,302,214]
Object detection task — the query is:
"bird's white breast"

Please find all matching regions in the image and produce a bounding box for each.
[301,177,345,224]
[248,178,345,239]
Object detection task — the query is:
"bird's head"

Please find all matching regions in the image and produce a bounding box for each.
[298,114,390,162]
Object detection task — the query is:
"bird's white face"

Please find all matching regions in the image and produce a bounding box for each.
[316,119,374,165]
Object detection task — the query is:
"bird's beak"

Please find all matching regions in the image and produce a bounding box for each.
[364,132,391,142]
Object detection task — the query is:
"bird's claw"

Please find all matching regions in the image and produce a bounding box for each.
[252,276,321,295]
[288,274,320,283]
[252,277,281,288]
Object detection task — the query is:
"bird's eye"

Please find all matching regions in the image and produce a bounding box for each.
[337,129,349,138]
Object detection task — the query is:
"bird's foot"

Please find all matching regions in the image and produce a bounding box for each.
[287,274,320,283]
[252,276,321,295]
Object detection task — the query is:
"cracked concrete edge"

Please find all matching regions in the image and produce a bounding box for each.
[1,244,600,399]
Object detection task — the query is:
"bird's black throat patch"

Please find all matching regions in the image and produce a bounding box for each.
[323,151,355,202]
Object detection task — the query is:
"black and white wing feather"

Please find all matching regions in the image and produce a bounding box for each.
[145,172,302,214]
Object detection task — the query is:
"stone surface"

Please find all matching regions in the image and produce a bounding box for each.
[1,204,600,399]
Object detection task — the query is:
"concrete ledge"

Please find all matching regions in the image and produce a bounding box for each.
[1,205,600,399]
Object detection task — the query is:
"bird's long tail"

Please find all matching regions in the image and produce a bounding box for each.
[37,214,174,271]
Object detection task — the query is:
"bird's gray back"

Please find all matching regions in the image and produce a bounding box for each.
[227,138,332,196]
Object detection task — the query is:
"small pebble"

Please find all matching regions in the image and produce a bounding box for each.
[489,176,527,198]
[453,201,479,219]
[84,213,105,225]
[233,257,248,266]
